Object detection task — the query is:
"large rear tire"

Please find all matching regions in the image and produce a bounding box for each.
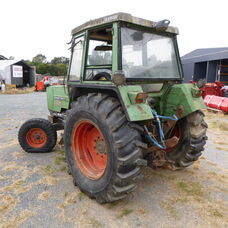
[165,110,208,168]
[64,93,143,203]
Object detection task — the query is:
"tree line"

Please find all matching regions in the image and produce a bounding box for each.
[27,54,69,76]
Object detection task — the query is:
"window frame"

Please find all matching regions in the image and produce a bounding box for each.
[83,24,115,82]
[119,23,183,82]
[67,33,85,82]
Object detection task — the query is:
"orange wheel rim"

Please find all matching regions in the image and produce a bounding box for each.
[26,128,47,148]
[72,120,107,180]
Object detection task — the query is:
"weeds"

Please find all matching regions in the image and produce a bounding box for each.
[209,208,224,218]
[59,165,67,172]
[106,201,119,209]
[116,208,133,218]
[0,87,34,94]
[54,156,65,166]
[215,146,228,152]
[209,120,228,131]
[78,192,84,201]
[44,165,55,175]
[161,201,178,219]
[89,218,102,227]
[57,150,65,155]
[177,182,204,198]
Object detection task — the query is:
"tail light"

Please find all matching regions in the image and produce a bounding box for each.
[135,93,148,103]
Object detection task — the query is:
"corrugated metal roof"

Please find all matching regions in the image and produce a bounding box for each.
[181,48,228,64]
[0,55,8,60]
[0,60,22,70]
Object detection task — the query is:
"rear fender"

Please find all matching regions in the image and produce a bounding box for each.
[47,85,70,112]
[118,85,153,121]
[161,83,206,118]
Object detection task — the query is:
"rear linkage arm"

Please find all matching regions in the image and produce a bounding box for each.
[144,109,178,150]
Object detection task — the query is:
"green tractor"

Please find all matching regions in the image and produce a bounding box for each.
[18,13,208,203]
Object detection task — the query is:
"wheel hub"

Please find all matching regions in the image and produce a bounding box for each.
[96,140,106,154]
[26,128,47,148]
[34,134,41,140]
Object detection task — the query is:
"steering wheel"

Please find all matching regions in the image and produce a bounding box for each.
[92,72,111,81]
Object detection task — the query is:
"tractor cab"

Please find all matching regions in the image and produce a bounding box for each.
[68,13,182,85]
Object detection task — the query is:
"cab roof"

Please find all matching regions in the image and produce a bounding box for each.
[71,12,179,35]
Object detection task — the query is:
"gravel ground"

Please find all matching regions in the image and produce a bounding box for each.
[0,92,227,228]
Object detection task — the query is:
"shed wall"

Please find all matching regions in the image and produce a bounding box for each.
[4,66,12,84]
[11,65,23,85]
[183,63,194,82]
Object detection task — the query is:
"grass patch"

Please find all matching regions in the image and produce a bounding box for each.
[14,179,26,186]
[161,201,178,219]
[44,165,55,175]
[177,182,204,198]
[116,208,133,218]
[208,171,217,176]
[57,150,65,155]
[209,120,228,131]
[209,208,224,218]
[215,146,228,152]
[0,87,34,94]
[89,218,102,227]
[78,192,84,201]
[54,156,65,166]
[106,201,119,209]
[151,171,176,180]
[59,165,67,172]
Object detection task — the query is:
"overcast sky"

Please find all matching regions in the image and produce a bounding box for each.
[1,0,227,61]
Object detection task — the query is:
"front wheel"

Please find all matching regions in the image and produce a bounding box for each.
[64,93,143,203]
[165,110,208,168]
[18,118,57,153]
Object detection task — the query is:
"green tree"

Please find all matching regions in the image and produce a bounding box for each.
[55,63,68,75]
[28,55,68,76]
[51,56,69,65]
[32,54,47,63]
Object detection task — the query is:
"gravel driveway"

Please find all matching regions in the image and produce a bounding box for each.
[0,92,227,228]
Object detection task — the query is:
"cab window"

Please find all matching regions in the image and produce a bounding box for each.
[85,27,112,81]
[68,35,84,81]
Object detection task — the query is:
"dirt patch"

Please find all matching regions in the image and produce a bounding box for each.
[38,191,52,200]
[1,209,35,228]
[0,194,19,215]
[37,175,59,186]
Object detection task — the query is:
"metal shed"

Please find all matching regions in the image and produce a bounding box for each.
[181,48,228,85]
[0,60,35,86]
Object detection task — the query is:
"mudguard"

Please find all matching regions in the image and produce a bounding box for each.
[46,85,69,112]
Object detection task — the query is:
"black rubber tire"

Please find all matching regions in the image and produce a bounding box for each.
[64,93,143,203]
[18,118,57,153]
[165,110,208,168]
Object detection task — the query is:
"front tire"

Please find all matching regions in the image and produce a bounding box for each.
[18,118,57,153]
[166,110,208,168]
[64,93,143,203]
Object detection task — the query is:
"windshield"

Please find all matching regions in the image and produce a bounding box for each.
[121,28,180,79]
